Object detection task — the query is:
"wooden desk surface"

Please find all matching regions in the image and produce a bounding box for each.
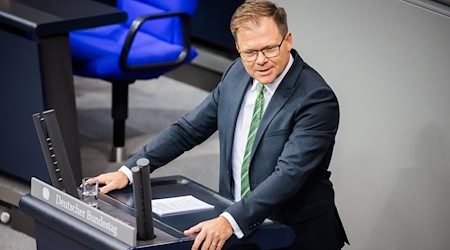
[0,0,126,36]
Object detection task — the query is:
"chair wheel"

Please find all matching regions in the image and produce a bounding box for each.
[1,211,10,224]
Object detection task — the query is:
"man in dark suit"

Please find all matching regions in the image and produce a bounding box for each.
[94,1,348,249]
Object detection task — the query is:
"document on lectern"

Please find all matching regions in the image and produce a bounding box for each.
[152,195,214,217]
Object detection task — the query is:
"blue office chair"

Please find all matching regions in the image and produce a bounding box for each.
[69,0,198,161]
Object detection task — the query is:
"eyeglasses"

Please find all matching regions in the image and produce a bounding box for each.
[239,34,287,62]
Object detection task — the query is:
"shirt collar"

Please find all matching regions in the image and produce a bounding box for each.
[251,54,294,95]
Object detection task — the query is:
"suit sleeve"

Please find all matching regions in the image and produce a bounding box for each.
[224,85,339,236]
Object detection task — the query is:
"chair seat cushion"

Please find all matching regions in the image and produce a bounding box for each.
[70,24,197,80]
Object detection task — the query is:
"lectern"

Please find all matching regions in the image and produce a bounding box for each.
[22,110,295,249]
[20,176,295,249]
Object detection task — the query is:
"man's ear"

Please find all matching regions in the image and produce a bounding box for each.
[285,32,293,51]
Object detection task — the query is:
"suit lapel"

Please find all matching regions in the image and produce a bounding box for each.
[251,51,304,158]
[224,77,252,173]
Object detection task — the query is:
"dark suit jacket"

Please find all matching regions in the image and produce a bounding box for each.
[125,50,348,249]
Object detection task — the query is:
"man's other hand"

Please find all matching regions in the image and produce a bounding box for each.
[95,171,129,193]
[184,216,233,250]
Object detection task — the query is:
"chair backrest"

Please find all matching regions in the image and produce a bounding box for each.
[118,0,198,45]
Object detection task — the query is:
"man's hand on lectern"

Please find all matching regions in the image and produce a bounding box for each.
[95,171,129,193]
[184,216,233,250]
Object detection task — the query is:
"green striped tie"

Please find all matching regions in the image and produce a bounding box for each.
[241,83,265,197]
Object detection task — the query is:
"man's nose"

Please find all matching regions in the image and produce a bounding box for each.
[255,50,268,64]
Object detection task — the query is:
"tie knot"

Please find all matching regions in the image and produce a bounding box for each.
[257,83,264,95]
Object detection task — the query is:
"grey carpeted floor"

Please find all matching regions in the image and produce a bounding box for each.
[0,75,220,249]
[0,223,36,249]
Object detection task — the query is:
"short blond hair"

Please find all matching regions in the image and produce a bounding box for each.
[230,0,288,41]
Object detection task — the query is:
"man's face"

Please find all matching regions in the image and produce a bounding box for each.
[235,17,292,84]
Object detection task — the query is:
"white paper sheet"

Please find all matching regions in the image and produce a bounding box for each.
[152,195,214,217]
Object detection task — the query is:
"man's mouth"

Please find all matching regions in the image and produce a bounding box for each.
[258,67,272,76]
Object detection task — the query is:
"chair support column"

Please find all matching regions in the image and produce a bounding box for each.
[111,80,134,162]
